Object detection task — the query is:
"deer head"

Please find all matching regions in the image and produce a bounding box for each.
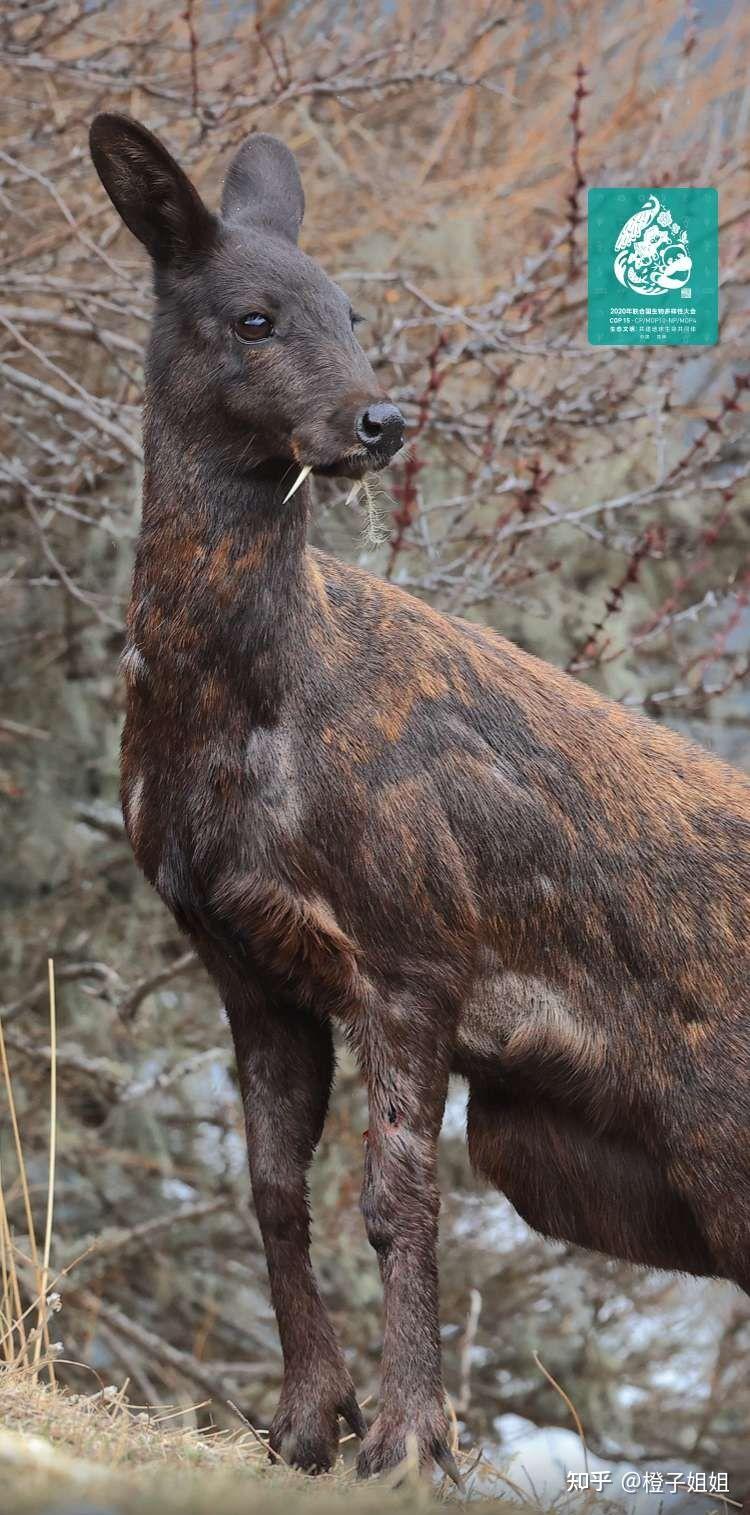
[89,115,405,483]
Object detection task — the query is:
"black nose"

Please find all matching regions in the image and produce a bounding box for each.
[356,401,405,459]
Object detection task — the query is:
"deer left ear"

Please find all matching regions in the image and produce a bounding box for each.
[89,114,217,265]
[221,133,305,243]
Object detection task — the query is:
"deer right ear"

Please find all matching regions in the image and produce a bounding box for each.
[221,133,305,243]
[89,114,217,265]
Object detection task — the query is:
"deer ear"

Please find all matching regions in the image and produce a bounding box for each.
[89,114,217,264]
[221,133,305,243]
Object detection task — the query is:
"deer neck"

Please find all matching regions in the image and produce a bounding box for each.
[129,409,312,726]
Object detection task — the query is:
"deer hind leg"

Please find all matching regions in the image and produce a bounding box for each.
[467,1084,714,1277]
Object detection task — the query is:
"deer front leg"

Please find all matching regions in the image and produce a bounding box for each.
[227,999,365,1472]
[355,993,460,1484]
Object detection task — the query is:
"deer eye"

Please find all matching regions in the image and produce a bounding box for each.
[234,313,274,343]
[350,310,364,328]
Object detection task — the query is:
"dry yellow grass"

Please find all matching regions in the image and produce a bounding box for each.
[0,1366,527,1515]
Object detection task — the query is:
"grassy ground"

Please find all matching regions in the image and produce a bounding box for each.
[0,1367,527,1515]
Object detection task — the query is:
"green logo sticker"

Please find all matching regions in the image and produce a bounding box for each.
[587,188,718,346]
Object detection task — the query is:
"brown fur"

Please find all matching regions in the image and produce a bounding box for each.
[90,114,750,1481]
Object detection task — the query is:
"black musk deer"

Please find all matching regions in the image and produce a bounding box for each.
[90,113,750,1480]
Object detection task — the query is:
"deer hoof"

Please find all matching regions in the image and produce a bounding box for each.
[356,1406,463,1488]
[267,1377,366,1474]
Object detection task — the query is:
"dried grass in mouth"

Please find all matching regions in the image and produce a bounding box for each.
[360,478,389,550]
[342,477,388,549]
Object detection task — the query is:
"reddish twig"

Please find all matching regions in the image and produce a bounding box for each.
[183,0,201,121]
[387,334,447,578]
[566,62,588,278]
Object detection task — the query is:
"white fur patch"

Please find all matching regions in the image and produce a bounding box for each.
[457,967,594,1069]
[125,772,145,844]
[120,643,148,686]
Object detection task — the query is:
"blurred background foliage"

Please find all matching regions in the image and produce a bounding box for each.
[1,0,750,1496]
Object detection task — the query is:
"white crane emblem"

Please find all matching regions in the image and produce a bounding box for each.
[613,193,692,297]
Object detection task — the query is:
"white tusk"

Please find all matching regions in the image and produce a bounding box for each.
[282,464,312,504]
[344,480,363,507]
